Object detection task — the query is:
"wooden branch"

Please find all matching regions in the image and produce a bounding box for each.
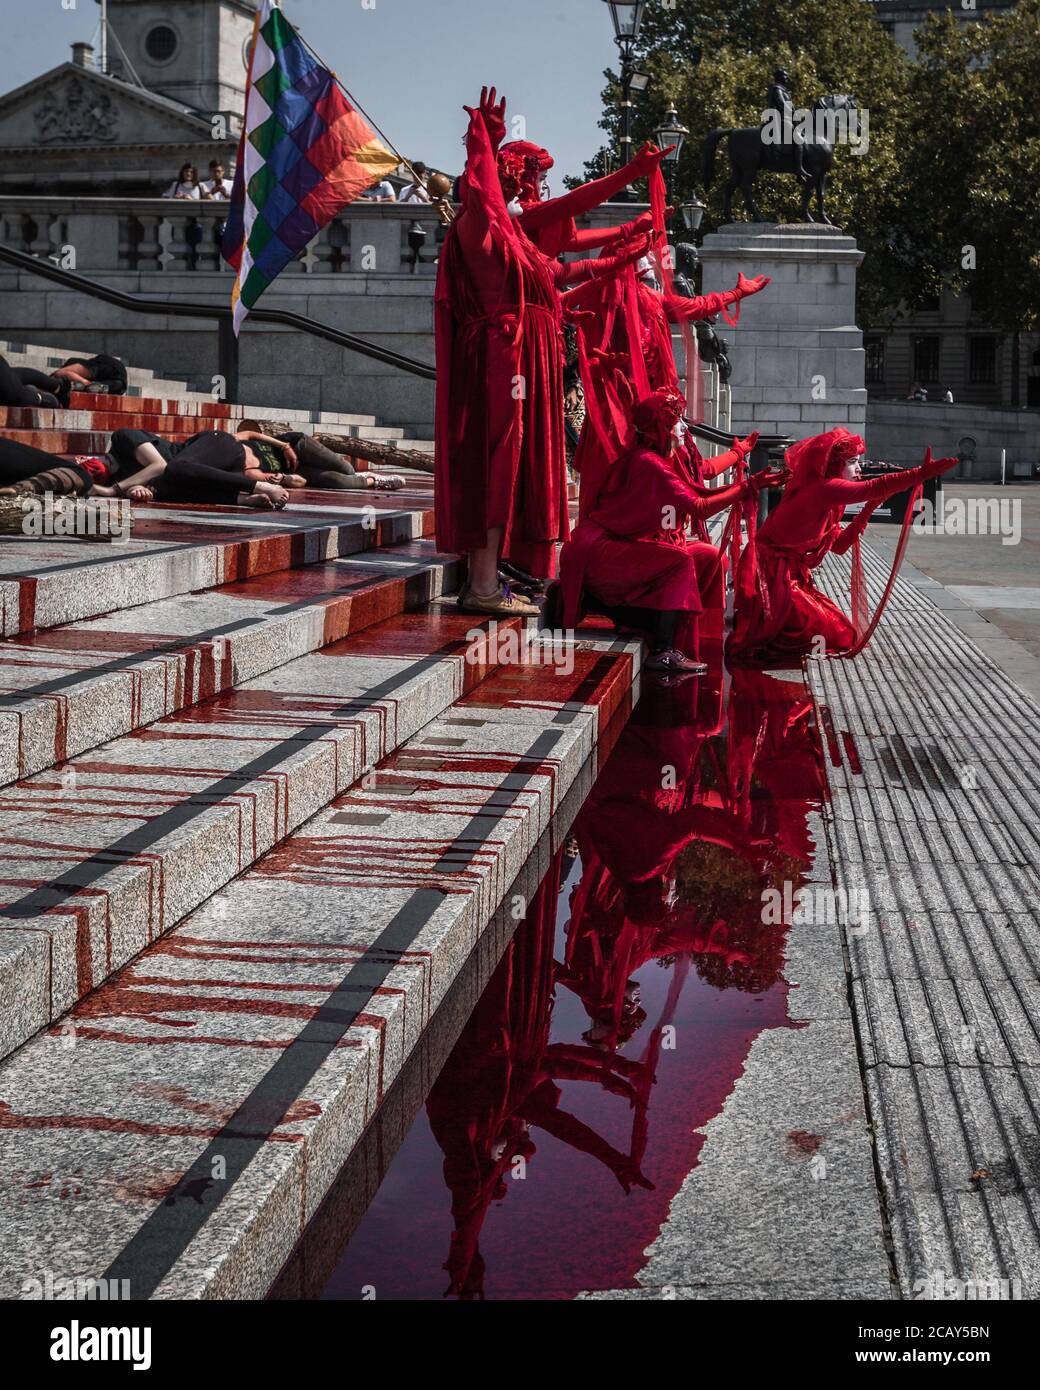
[0,495,134,542]
[251,422,435,474]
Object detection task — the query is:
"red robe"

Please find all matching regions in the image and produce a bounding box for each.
[569,270,750,519]
[434,112,568,578]
[729,462,937,665]
[558,440,748,629]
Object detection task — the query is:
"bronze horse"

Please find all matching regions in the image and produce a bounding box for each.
[702,95,857,225]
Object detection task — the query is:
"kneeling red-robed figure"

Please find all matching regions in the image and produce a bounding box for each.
[728,428,958,666]
[552,388,782,674]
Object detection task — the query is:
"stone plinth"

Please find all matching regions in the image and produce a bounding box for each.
[698,223,867,441]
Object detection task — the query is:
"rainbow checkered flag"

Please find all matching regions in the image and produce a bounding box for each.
[223,0,399,333]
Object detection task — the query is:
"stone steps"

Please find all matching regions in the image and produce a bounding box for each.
[0,497,434,637]
[0,340,434,444]
[0,638,638,1299]
[0,540,461,786]
[0,604,535,1065]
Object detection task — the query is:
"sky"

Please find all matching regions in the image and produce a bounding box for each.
[0,0,624,189]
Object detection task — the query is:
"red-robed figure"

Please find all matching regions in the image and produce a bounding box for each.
[554,387,783,673]
[434,89,661,616]
[728,427,958,666]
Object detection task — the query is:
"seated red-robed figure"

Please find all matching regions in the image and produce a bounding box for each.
[554,387,782,674]
[434,88,654,616]
[728,428,958,666]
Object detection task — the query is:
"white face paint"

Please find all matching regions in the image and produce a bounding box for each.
[841,455,864,481]
[671,418,688,450]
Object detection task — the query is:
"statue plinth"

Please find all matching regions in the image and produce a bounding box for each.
[697,222,866,441]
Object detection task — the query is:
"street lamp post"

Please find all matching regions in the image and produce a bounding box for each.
[602,1,649,201]
[654,105,690,225]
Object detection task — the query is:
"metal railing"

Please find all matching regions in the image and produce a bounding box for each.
[0,242,435,403]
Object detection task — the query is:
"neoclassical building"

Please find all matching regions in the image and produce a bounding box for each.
[0,0,256,196]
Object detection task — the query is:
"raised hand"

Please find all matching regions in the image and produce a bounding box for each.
[619,210,656,240]
[736,272,771,297]
[923,448,958,478]
[750,465,790,491]
[632,140,675,175]
[477,85,507,150]
[732,430,760,459]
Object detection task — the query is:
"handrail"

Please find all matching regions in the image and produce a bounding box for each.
[0,242,436,400]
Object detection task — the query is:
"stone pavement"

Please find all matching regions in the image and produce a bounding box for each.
[583,510,1040,1301]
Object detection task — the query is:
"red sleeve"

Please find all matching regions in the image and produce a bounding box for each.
[454,110,513,263]
[519,154,649,236]
[666,288,740,325]
[816,463,930,507]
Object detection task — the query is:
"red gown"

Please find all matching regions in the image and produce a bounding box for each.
[434,111,569,578]
[729,459,940,665]
[558,439,750,630]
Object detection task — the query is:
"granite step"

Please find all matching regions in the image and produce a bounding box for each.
[0,606,533,1065]
[0,540,461,786]
[0,498,433,637]
[0,637,639,1300]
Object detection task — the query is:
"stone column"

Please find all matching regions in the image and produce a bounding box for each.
[698,222,867,442]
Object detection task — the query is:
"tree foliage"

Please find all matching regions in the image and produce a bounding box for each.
[580,0,1039,330]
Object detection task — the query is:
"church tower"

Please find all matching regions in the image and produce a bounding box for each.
[101,0,258,119]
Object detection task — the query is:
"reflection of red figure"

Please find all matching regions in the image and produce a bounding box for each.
[563,667,824,1042]
[729,429,957,665]
[426,853,654,1300]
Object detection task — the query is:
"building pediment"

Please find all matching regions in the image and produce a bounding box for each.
[0,64,214,151]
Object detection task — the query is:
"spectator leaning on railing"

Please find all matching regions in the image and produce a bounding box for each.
[163,162,202,200]
[360,176,397,203]
[201,160,233,201]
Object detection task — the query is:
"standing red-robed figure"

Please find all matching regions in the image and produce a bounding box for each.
[434,89,663,615]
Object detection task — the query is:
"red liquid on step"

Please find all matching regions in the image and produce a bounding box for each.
[296,661,826,1301]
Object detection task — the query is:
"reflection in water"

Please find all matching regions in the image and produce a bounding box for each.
[313,662,826,1300]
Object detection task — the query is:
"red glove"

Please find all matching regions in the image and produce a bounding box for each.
[463,86,508,151]
[631,140,675,177]
[732,431,760,460]
[746,466,789,493]
[736,272,771,298]
[619,211,655,240]
[921,446,958,478]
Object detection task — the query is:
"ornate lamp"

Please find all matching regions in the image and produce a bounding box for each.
[681,195,706,234]
[602,0,648,42]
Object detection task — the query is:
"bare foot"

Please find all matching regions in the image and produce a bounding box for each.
[244,480,289,509]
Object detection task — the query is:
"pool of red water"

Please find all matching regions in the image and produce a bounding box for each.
[279,661,826,1300]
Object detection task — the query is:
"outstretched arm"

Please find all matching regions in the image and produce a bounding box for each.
[817,448,957,507]
[831,500,881,555]
[519,142,669,237]
[667,272,771,327]
[555,233,651,289]
[695,431,759,480]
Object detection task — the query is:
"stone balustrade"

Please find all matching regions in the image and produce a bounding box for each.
[0,196,448,277]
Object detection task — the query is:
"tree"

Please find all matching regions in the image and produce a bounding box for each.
[900,1,1040,398]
